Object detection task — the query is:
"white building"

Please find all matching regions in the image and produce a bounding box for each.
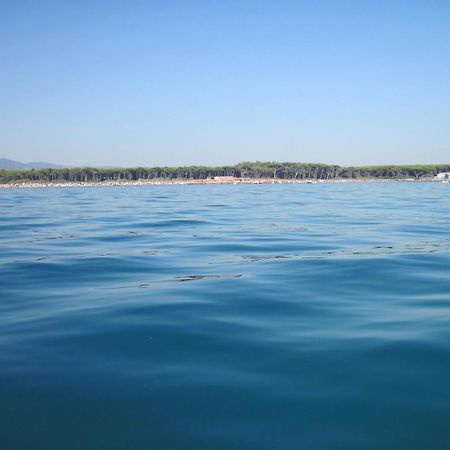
[436,172,450,179]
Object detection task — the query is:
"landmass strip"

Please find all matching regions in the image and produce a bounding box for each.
[1,162,450,188]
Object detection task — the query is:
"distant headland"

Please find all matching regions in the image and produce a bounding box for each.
[1,161,450,188]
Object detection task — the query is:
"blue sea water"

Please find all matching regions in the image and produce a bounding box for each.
[1,182,450,449]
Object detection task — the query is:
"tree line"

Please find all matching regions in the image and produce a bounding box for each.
[1,162,449,183]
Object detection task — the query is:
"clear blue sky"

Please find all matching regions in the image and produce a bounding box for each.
[1,0,449,167]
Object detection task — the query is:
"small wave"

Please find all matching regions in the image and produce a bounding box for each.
[174,274,242,282]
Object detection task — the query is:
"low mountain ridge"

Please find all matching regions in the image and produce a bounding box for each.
[0,158,62,170]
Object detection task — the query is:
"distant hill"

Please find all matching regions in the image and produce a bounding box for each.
[0,158,63,170]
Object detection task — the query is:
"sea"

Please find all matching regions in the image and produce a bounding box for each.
[1,182,450,449]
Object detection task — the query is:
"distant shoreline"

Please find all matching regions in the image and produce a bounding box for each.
[1,177,447,189]
[2,162,450,187]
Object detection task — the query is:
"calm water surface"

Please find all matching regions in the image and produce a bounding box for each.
[1,183,450,449]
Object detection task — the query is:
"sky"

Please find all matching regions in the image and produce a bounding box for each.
[1,0,449,167]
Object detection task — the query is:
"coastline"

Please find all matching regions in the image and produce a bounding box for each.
[1,177,446,189]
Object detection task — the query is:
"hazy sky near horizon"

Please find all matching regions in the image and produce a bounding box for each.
[1,0,449,167]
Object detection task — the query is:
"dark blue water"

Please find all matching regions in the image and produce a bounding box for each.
[1,183,450,449]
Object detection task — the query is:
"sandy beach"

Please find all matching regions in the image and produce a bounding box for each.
[1,177,441,189]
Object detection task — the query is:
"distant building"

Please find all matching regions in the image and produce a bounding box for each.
[213,176,238,183]
[436,172,450,179]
